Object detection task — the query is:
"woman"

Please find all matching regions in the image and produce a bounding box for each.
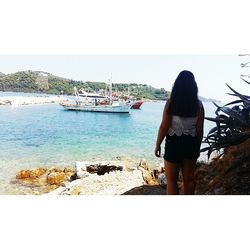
[155,70,204,195]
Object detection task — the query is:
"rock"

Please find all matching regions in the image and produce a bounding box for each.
[63,167,74,174]
[153,166,165,179]
[70,173,78,181]
[16,168,47,179]
[15,160,164,195]
[125,165,138,171]
[69,186,81,195]
[86,163,123,175]
[75,161,88,172]
[47,184,58,192]
[138,166,158,185]
[48,170,145,195]
[16,170,31,179]
[75,161,125,178]
[47,172,67,185]
[158,173,167,187]
[139,159,149,170]
[48,167,63,173]
[124,160,138,171]
[122,185,166,195]
[138,159,158,184]
[137,159,158,185]
[29,168,47,178]
[77,170,90,179]
[15,166,76,194]
[47,186,66,195]
[47,167,75,180]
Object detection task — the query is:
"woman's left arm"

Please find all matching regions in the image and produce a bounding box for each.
[196,103,205,147]
[155,101,172,157]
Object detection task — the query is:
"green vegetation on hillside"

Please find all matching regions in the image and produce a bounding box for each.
[0,70,169,100]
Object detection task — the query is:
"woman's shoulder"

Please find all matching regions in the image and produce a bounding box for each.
[164,99,170,110]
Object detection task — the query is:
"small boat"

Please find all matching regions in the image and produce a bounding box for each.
[131,100,144,109]
[60,101,131,113]
[60,84,133,113]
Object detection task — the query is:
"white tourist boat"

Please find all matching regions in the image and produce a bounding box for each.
[61,101,132,113]
[60,85,133,113]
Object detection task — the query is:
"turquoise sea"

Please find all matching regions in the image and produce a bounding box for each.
[0,92,217,194]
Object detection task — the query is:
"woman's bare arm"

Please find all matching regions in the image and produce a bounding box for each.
[196,104,205,146]
[155,101,172,157]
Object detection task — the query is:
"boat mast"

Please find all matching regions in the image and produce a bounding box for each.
[74,86,79,100]
[109,73,112,101]
[105,83,107,97]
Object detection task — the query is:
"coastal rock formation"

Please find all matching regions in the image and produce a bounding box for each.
[138,159,158,185]
[47,160,147,195]
[153,165,165,178]
[15,167,75,193]
[47,160,162,195]
[47,172,67,185]
[46,167,75,185]
[139,159,148,169]
[49,170,145,195]
[16,168,47,179]
[14,160,163,195]
[75,161,124,177]
[122,185,166,195]
[14,137,246,196]
[158,173,167,187]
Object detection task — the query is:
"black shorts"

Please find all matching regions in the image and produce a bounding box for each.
[164,134,200,164]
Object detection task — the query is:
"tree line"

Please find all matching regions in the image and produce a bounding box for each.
[0,70,169,100]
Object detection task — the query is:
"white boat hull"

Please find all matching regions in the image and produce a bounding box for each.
[60,103,131,113]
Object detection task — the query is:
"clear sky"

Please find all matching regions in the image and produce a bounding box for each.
[0,55,249,102]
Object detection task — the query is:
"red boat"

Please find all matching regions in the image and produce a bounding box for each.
[131,100,144,109]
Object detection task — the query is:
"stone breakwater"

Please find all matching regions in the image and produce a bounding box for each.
[14,160,166,195]
[0,95,69,106]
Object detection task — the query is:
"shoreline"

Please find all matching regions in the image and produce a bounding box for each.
[3,137,249,195]
[0,95,69,106]
[0,94,165,107]
[5,157,212,195]
[0,152,211,195]
[10,159,165,195]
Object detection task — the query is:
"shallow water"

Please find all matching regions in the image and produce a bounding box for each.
[0,92,216,194]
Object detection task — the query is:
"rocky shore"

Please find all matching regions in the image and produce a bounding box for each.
[0,95,69,106]
[13,138,250,195]
[14,160,166,195]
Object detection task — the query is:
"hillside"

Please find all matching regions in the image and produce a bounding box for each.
[195,138,250,194]
[0,70,169,100]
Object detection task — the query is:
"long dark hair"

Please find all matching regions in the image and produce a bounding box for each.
[168,70,199,117]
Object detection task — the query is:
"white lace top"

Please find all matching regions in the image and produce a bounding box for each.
[168,101,202,137]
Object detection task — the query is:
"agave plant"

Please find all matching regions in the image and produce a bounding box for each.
[201,80,250,159]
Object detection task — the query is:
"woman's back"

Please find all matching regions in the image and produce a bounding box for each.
[168,100,202,137]
[168,115,198,137]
